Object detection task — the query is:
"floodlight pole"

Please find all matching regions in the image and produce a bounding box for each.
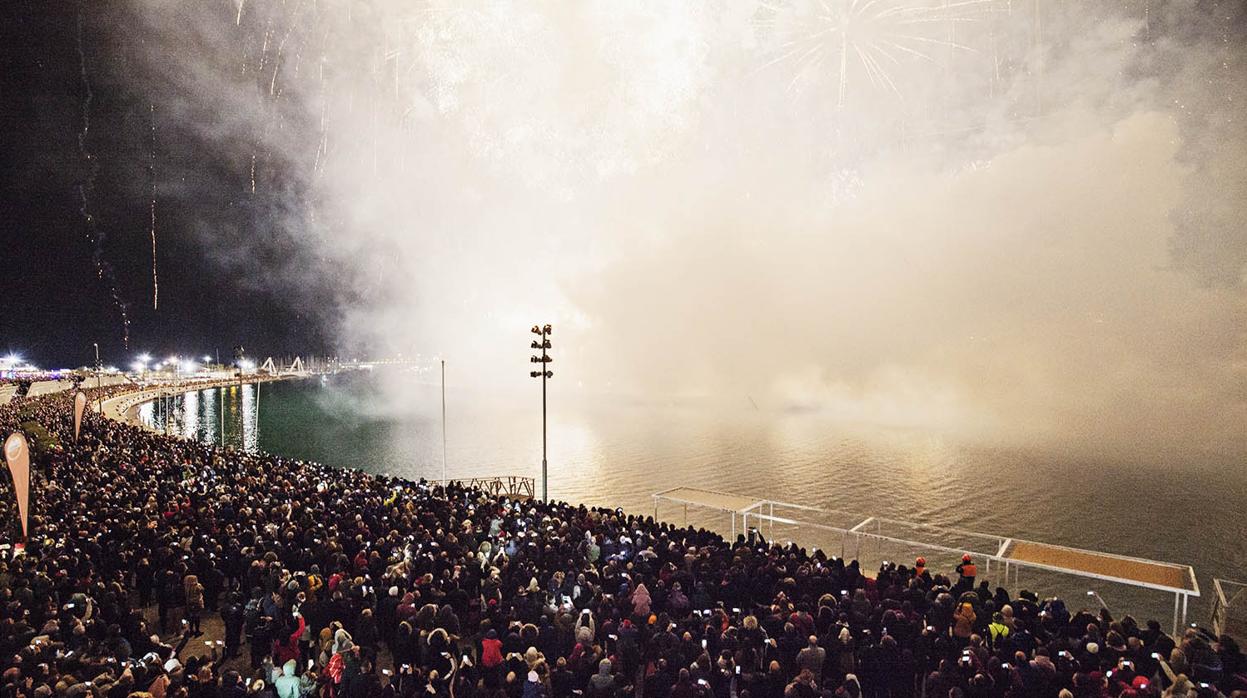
[529,324,553,501]
[542,351,547,501]
[441,359,447,484]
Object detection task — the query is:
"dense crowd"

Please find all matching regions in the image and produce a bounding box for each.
[0,386,1242,698]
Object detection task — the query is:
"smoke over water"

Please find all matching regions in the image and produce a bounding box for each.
[120,1,1245,457]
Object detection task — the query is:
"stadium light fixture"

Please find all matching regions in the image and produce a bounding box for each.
[529,323,554,501]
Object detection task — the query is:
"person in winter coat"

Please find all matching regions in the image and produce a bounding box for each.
[797,635,826,678]
[354,608,379,649]
[221,592,246,659]
[836,674,862,698]
[588,658,615,697]
[274,659,301,698]
[273,612,306,667]
[988,612,1011,648]
[631,583,652,618]
[786,669,820,698]
[1163,674,1198,698]
[523,669,546,698]
[954,603,977,642]
[184,574,205,636]
[835,628,857,680]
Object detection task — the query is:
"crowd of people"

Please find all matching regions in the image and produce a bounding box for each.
[0,385,1242,698]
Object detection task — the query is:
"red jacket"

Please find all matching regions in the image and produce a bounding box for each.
[272,615,305,665]
[481,637,503,668]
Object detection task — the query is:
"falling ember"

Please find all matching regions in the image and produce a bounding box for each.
[235,0,246,26]
[149,103,159,311]
[150,198,158,310]
[250,153,257,193]
[75,6,129,346]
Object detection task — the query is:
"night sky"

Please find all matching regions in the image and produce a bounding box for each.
[1,2,336,368]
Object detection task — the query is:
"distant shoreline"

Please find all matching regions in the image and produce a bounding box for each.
[98,375,302,435]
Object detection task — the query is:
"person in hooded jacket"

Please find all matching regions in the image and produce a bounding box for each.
[632,583,653,619]
[273,659,300,698]
[954,603,977,644]
[587,657,616,697]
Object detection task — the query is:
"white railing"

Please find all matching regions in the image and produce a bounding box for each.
[1212,579,1247,636]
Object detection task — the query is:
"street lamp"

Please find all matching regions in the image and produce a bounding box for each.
[529,324,553,501]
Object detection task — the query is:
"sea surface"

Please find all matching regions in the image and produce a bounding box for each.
[137,370,1246,626]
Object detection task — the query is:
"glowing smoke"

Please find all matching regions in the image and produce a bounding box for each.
[116,0,1245,457]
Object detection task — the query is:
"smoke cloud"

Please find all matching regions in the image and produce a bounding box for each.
[116,0,1245,457]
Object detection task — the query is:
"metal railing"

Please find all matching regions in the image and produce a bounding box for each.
[1212,579,1247,637]
[433,476,536,500]
[655,486,1201,634]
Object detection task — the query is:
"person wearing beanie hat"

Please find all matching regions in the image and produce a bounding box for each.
[521,669,544,698]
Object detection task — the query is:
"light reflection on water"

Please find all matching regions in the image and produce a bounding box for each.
[139,382,259,451]
[137,373,1245,627]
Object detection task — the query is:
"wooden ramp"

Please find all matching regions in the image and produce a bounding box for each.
[1004,540,1196,593]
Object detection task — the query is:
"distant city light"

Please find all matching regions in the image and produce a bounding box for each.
[239,359,256,371]
[130,361,145,372]
[181,360,199,373]
[202,355,213,363]
[138,353,152,364]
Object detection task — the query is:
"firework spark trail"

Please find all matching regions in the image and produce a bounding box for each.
[75,8,130,346]
[260,21,272,71]
[270,8,299,96]
[149,103,159,311]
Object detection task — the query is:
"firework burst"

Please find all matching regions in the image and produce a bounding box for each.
[753,0,994,105]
